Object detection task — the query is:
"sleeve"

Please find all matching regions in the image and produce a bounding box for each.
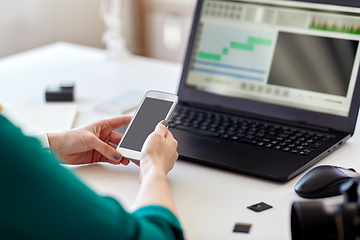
[0,115,184,240]
[32,132,50,148]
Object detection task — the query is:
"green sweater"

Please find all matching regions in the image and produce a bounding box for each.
[0,115,184,240]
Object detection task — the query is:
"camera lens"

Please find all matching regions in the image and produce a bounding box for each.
[291,202,339,240]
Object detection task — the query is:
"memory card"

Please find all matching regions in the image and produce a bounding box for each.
[247,202,273,212]
[233,222,252,233]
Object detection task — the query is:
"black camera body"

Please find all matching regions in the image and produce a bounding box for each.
[291,177,360,240]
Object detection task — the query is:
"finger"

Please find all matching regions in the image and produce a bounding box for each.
[109,131,123,145]
[154,120,169,137]
[102,158,122,165]
[98,155,129,166]
[121,158,130,165]
[90,136,123,163]
[165,129,175,140]
[107,116,132,130]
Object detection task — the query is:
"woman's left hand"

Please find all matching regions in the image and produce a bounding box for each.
[47,116,132,165]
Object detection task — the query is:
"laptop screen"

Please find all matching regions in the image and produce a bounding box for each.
[184,0,360,117]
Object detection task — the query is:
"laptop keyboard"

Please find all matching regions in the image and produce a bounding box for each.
[169,106,333,156]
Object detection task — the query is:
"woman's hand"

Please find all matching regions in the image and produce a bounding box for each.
[47,116,132,165]
[139,120,179,181]
[133,120,179,214]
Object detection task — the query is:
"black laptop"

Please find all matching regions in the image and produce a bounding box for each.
[168,0,360,181]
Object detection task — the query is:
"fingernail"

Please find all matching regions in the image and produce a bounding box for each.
[114,152,122,160]
[161,120,169,128]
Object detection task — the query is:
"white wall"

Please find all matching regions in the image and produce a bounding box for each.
[142,0,196,63]
[0,0,139,58]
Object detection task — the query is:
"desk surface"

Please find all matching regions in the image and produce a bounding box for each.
[2,42,360,240]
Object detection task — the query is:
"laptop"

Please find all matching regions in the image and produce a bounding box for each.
[168,0,360,181]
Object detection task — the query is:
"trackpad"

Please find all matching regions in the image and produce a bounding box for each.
[177,136,219,154]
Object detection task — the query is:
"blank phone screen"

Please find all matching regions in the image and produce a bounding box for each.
[119,97,174,152]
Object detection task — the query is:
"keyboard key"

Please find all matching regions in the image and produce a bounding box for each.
[218,129,226,134]
[280,134,289,138]
[257,142,265,147]
[245,135,255,139]
[221,134,230,139]
[274,145,283,150]
[305,148,315,153]
[255,137,270,142]
[176,125,220,137]
[266,135,284,141]
[299,148,314,156]
[239,139,257,145]
[282,147,291,152]
[226,131,235,136]
[283,131,294,135]
[291,149,299,154]
[230,136,240,141]
[309,142,324,149]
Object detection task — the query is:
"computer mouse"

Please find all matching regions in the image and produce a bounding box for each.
[294,165,360,199]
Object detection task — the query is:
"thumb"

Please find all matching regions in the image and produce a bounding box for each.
[154,120,169,136]
[92,138,123,163]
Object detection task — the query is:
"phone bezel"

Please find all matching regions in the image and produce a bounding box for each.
[116,90,178,161]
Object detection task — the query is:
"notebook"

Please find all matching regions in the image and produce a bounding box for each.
[1,103,77,136]
[169,0,360,181]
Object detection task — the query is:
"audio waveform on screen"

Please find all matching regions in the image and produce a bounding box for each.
[309,15,360,35]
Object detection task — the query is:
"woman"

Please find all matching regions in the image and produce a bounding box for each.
[0,114,184,240]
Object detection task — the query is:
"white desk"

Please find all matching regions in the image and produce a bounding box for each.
[2,42,360,240]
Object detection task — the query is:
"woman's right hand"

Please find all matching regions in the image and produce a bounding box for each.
[133,120,179,213]
[139,120,179,182]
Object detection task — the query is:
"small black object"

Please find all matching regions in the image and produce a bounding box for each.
[294,165,360,199]
[247,202,273,212]
[45,83,74,102]
[233,222,251,233]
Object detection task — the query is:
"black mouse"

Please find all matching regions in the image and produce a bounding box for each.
[294,165,360,199]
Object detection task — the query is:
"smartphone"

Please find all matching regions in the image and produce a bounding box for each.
[116,90,178,161]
